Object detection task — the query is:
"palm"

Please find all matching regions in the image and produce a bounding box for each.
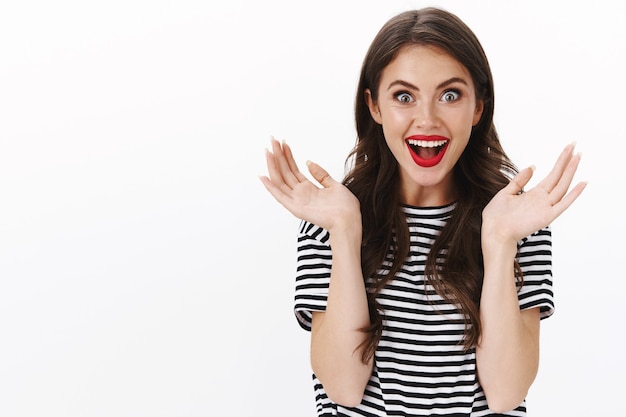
[482,144,586,244]
[260,139,361,232]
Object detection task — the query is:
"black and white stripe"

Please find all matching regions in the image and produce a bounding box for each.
[295,203,553,416]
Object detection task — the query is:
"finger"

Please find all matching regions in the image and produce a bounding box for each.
[282,140,308,183]
[265,147,284,188]
[306,160,337,188]
[537,143,576,192]
[259,174,286,203]
[547,151,582,205]
[271,138,300,189]
[265,147,296,196]
[259,174,302,217]
[504,165,535,195]
[550,180,587,218]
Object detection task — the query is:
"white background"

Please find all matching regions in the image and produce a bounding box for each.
[0,0,624,416]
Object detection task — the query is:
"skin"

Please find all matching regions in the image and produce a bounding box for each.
[260,45,586,412]
[478,144,585,411]
[263,139,370,407]
[365,45,483,207]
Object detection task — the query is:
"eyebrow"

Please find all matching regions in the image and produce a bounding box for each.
[387,77,469,91]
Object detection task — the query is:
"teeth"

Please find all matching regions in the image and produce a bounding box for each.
[407,139,447,148]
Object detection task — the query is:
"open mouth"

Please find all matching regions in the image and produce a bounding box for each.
[406,137,449,167]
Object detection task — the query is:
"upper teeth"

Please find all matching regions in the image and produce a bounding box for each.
[407,139,447,147]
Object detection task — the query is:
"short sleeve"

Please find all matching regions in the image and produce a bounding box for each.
[294,221,332,331]
[517,226,554,319]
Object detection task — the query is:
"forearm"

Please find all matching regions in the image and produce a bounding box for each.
[476,240,540,413]
[311,225,373,407]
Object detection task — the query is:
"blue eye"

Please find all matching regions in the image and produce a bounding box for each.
[395,92,414,103]
[441,90,460,102]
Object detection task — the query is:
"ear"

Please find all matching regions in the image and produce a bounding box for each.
[365,89,382,125]
[472,99,484,126]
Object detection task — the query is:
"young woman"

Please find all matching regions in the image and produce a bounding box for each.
[260,7,585,417]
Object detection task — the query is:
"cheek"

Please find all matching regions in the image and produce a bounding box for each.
[381,123,407,156]
[452,108,478,135]
[381,107,413,131]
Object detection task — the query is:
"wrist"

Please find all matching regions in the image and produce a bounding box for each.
[481,225,518,261]
[328,216,363,248]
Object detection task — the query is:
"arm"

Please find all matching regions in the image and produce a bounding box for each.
[310,224,373,407]
[476,239,540,412]
[261,138,372,406]
[476,143,586,412]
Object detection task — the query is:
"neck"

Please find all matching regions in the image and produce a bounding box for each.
[400,179,457,207]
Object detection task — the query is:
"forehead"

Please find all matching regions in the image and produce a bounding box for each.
[380,45,474,88]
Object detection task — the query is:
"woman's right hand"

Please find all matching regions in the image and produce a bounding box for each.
[260,137,361,234]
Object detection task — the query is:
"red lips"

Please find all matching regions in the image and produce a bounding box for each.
[405,135,450,168]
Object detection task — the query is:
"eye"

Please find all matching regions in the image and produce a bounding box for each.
[395,91,414,104]
[441,89,461,102]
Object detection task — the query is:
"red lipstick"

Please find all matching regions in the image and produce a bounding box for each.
[405,135,449,168]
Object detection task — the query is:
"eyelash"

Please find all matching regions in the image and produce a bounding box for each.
[393,89,463,103]
[394,91,414,103]
[441,89,461,102]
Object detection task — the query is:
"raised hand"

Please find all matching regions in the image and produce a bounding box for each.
[481,143,587,246]
[260,138,361,234]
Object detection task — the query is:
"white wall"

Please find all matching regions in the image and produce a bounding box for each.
[0,0,623,415]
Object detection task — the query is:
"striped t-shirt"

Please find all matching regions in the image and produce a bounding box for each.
[294,203,554,416]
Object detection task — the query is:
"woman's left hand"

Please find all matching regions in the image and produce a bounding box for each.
[481,143,587,246]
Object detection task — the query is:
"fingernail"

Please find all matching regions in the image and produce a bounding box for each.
[306,160,312,167]
[529,164,536,172]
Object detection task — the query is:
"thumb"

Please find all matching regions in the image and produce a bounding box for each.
[506,165,535,195]
[306,160,336,188]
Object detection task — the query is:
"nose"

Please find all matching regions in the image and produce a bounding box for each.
[414,101,439,130]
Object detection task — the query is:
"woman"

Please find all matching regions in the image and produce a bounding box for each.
[260,7,585,416]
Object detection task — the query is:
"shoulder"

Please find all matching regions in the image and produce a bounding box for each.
[298,220,331,246]
[520,225,551,244]
[518,226,552,253]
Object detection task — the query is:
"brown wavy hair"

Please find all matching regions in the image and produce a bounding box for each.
[343,7,523,363]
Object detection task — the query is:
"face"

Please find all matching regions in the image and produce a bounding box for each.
[366,45,483,206]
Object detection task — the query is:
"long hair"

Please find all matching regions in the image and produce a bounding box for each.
[343,7,522,362]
